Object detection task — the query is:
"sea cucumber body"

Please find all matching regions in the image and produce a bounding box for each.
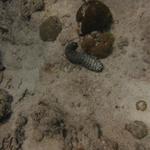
[65,42,104,72]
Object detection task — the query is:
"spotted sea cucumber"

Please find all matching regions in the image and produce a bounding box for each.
[65,42,104,72]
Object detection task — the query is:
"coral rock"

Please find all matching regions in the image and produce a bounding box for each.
[76,0,113,35]
[39,16,62,41]
[136,100,147,111]
[125,121,148,139]
[81,32,115,58]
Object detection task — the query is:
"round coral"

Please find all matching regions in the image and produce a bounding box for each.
[81,32,114,59]
[76,0,113,35]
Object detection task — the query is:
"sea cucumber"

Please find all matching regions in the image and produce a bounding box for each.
[65,42,104,72]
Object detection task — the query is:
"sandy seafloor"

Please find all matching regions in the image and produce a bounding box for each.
[0,0,150,150]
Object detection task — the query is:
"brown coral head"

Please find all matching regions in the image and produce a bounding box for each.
[76,0,113,35]
[81,32,115,59]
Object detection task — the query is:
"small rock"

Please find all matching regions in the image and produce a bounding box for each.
[136,100,147,111]
[39,16,62,41]
[0,89,13,122]
[125,121,148,139]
